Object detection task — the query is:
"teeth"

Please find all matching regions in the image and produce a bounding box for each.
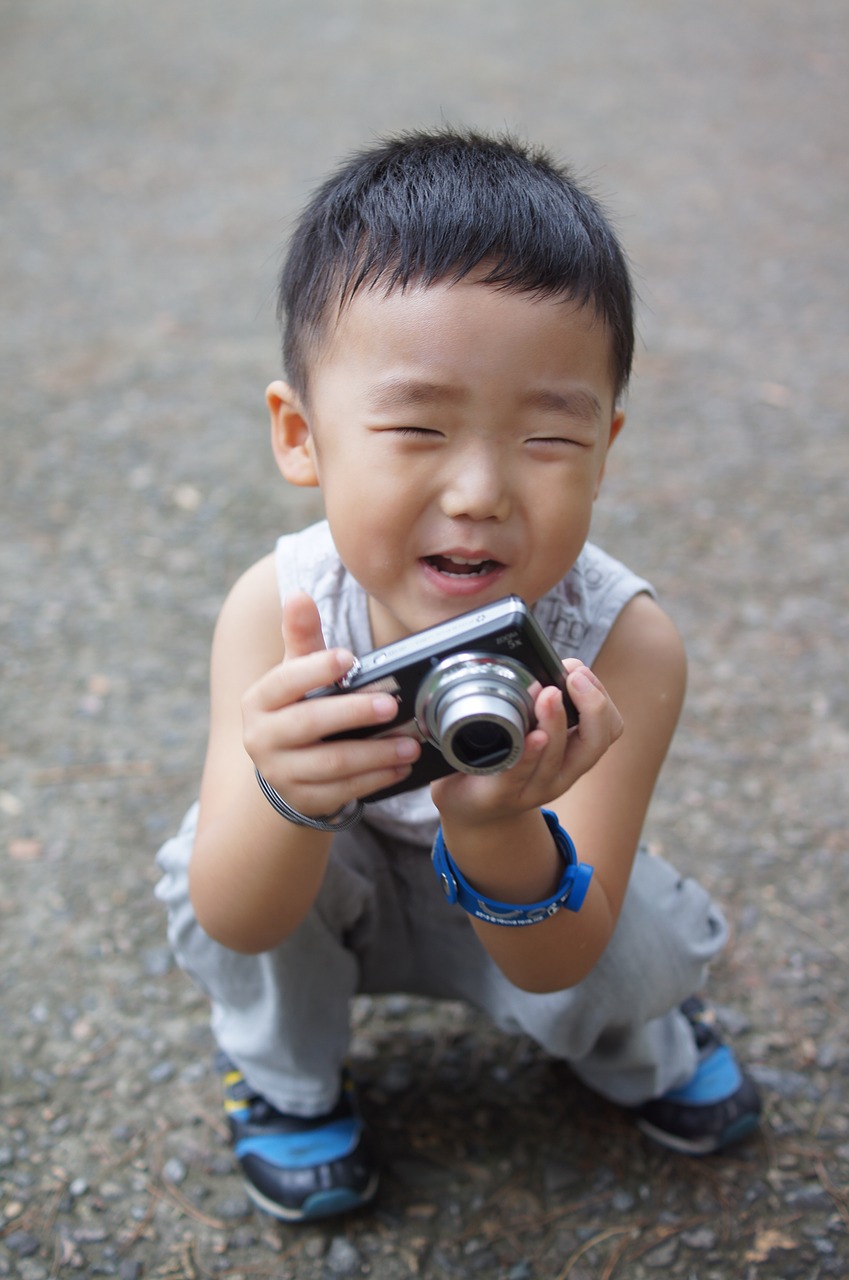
[430,553,494,577]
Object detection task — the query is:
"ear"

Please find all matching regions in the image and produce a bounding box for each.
[593,408,626,499]
[267,380,319,487]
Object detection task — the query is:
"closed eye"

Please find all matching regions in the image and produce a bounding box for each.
[527,435,585,448]
[389,426,444,439]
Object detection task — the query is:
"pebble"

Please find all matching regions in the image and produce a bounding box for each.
[785,1184,833,1209]
[162,1156,188,1184]
[16,1262,48,1280]
[214,1195,252,1220]
[140,946,173,977]
[4,1232,39,1258]
[325,1237,363,1274]
[645,1238,678,1268]
[749,1065,821,1101]
[682,1227,718,1250]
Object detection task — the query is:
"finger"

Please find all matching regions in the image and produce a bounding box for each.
[272,689,402,744]
[268,737,420,812]
[281,591,328,660]
[566,665,624,748]
[524,684,570,773]
[247,645,355,712]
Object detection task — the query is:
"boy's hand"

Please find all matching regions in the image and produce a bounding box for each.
[431,658,623,828]
[241,592,419,819]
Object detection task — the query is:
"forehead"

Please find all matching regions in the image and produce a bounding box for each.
[310,277,618,400]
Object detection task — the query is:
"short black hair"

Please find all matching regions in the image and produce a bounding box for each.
[278,128,635,400]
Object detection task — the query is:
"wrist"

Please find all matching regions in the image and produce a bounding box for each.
[439,808,560,904]
[432,809,593,926]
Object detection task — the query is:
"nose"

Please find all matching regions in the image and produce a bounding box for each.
[440,445,512,522]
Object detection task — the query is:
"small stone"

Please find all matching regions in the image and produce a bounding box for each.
[141,947,173,977]
[147,1061,174,1084]
[69,1177,88,1197]
[325,1236,363,1275]
[5,1232,40,1258]
[384,995,413,1017]
[785,1183,832,1209]
[214,1195,252,1220]
[72,1225,109,1243]
[507,1264,533,1280]
[119,1263,142,1280]
[8,839,43,861]
[682,1227,718,1250]
[228,1227,258,1248]
[17,1261,49,1280]
[816,1042,840,1070]
[750,1065,821,1100]
[162,1157,187,1185]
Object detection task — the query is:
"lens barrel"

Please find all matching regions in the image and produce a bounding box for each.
[415,654,536,775]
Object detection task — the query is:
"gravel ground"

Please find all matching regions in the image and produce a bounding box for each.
[2,2,848,1277]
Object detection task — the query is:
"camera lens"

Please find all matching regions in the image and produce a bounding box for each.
[416,653,538,775]
[450,719,514,770]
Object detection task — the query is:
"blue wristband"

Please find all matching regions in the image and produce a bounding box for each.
[431,809,593,926]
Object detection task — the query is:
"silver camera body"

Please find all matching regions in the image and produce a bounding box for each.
[307,596,578,801]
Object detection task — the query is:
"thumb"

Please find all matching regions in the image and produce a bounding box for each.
[281,591,327,659]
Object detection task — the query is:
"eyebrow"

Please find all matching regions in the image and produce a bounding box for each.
[523,388,604,420]
[366,378,465,411]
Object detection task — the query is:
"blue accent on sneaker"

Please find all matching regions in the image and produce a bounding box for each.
[235,1116,361,1169]
[662,1045,743,1107]
[301,1188,367,1221]
[216,1053,379,1221]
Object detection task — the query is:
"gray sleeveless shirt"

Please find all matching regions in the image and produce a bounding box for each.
[275,520,654,845]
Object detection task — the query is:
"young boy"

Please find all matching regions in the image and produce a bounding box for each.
[156,129,760,1223]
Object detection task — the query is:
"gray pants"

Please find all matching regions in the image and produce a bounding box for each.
[156,805,727,1116]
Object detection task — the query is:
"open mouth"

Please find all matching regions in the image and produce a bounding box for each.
[425,554,502,578]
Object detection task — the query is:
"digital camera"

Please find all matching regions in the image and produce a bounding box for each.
[306,596,578,801]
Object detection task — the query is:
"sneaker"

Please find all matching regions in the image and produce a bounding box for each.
[217,1053,379,1222]
[634,998,762,1155]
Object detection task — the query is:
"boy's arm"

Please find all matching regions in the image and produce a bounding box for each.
[189,556,332,951]
[434,593,687,992]
[189,564,418,953]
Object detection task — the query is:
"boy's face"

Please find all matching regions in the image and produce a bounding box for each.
[270,276,624,648]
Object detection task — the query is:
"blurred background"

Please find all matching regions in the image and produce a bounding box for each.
[2,2,848,1276]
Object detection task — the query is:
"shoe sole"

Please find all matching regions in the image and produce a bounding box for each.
[636,1110,760,1156]
[242,1168,380,1223]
